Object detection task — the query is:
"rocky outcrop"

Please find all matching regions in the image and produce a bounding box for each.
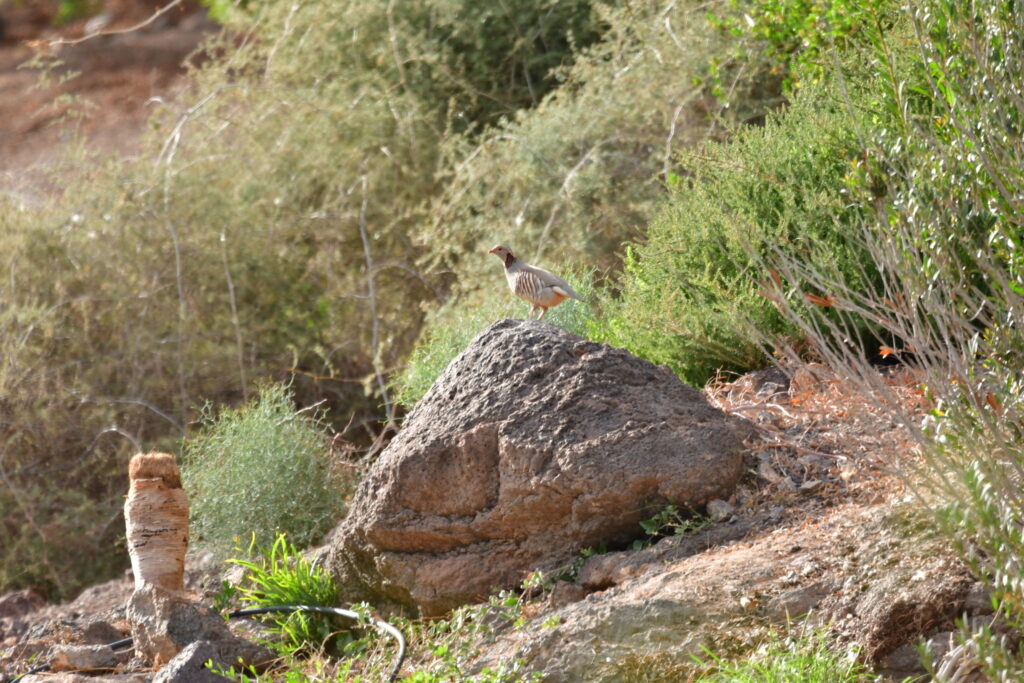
[327,319,748,616]
[467,504,979,683]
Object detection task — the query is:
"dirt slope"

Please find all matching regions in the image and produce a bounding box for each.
[0,0,215,200]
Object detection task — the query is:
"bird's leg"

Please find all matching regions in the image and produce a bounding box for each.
[537,307,548,320]
[528,304,539,319]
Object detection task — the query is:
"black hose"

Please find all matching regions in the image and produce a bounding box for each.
[227,605,406,682]
[9,605,405,683]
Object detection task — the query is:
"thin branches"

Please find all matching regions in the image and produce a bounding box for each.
[45,0,186,47]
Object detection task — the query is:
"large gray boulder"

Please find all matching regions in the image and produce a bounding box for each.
[327,319,748,616]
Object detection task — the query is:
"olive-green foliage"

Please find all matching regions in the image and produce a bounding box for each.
[393,269,598,407]
[750,2,1024,678]
[183,383,348,557]
[710,0,896,90]
[420,0,783,300]
[0,0,607,596]
[604,71,883,385]
[403,0,784,399]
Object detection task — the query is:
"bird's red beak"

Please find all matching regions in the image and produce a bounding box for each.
[488,246,499,254]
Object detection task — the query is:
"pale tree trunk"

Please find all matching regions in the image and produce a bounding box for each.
[124,452,189,593]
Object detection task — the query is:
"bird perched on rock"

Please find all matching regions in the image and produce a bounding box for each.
[489,244,584,320]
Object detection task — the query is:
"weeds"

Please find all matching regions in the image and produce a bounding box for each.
[633,505,711,550]
[183,383,351,558]
[225,533,344,653]
[215,559,547,681]
[691,627,882,682]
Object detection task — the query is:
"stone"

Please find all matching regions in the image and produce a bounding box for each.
[706,499,735,522]
[962,582,994,615]
[546,582,589,609]
[578,552,643,591]
[126,584,273,669]
[153,640,233,683]
[764,580,833,620]
[81,618,126,645]
[466,505,975,682]
[850,556,974,662]
[50,644,120,672]
[327,319,747,616]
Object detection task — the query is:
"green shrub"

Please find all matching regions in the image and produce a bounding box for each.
[183,383,349,557]
[709,0,897,90]
[751,1,1024,678]
[422,0,783,275]
[603,65,890,385]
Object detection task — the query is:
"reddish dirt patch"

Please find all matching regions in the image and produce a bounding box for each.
[0,0,216,199]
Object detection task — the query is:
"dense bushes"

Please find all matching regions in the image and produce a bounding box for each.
[397,0,784,397]
[0,0,611,598]
[602,72,884,385]
[754,2,1024,677]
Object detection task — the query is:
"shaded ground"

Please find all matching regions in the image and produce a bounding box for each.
[0,0,215,201]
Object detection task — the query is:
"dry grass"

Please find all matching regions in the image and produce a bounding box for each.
[706,362,930,514]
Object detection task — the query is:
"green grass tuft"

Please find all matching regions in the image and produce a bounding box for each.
[225,533,346,654]
[693,628,882,683]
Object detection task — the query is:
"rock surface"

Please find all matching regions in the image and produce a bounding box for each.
[468,503,977,682]
[50,643,125,672]
[327,319,748,615]
[126,584,272,669]
[152,641,233,683]
[0,588,45,619]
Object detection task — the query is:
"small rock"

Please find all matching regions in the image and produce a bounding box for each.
[82,619,126,645]
[153,640,233,683]
[880,641,925,675]
[546,582,589,609]
[757,460,784,484]
[127,584,273,669]
[577,553,642,591]
[963,582,994,615]
[50,644,119,672]
[765,580,833,620]
[706,499,735,522]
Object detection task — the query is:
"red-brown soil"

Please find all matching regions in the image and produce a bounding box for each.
[0,0,216,200]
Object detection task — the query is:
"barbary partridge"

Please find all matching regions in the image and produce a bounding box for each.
[489,244,584,319]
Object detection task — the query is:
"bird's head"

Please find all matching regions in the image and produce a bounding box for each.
[488,244,516,267]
